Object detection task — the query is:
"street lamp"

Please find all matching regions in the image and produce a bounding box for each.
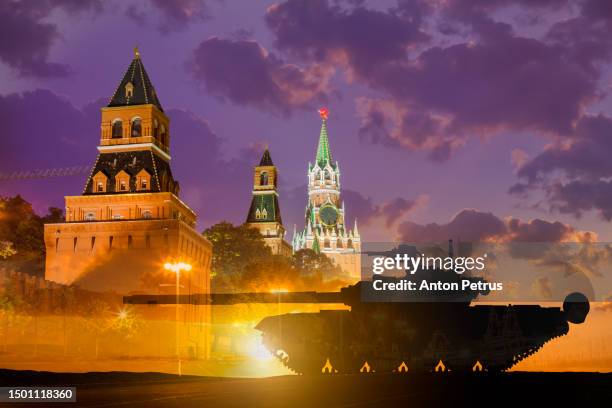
[164,261,192,361]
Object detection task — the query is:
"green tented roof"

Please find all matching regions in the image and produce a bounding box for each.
[316,120,333,168]
[246,193,282,224]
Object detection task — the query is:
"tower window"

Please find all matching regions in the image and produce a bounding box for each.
[153,119,159,138]
[112,120,123,138]
[136,169,150,191]
[125,82,134,98]
[160,125,166,145]
[131,118,142,137]
[93,171,108,193]
[85,212,96,221]
[115,170,130,192]
[260,171,269,186]
[142,210,152,219]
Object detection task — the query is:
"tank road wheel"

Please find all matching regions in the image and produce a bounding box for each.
[287,355,328,375]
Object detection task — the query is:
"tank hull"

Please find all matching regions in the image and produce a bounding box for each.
[256,303,570,374]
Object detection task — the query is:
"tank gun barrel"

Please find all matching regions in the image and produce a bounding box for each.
[123,291,343,305]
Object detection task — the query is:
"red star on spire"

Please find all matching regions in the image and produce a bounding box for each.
[318,107,329,121]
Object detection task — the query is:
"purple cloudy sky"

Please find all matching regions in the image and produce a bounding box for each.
[3,0,612,242]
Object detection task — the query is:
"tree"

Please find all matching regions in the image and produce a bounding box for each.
[293,248,343,279]
[203,222,349,292]
[41,207,64,225]
[238,255,297,292]
[0,195,44,253]
[202,222,272,291]
[0,195,64,275]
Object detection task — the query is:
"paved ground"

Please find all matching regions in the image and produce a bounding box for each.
[1,369,610,407]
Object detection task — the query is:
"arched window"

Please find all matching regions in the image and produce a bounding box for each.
[142,210,152,219]
[347,239,353,248]
[260,171,269,186]
[112,120,123,138]
[131,118,142,137]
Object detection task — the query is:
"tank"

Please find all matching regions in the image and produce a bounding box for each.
[124,270,590,374]
[253,279,589,374]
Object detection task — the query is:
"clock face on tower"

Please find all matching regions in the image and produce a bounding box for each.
[319,204,339,227]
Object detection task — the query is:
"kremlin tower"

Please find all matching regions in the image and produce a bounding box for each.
[292,108,361,280]
[245,149,292,256]
[43,49,212,295]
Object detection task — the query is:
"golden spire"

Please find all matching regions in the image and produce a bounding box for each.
[134,46,140,59]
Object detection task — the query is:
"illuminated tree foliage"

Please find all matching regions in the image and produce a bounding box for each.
[203,222,272,290]
[203,222,347,292]
[0,195,63,275]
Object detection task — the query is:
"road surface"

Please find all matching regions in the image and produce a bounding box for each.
[1,369,610,407]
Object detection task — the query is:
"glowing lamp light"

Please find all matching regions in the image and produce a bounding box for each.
[318,107,329,121]
[164,261,192,273]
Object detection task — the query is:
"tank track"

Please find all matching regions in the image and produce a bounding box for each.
[265,329,569,374]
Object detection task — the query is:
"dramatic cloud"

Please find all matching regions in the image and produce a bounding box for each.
[167,107,258,227]
[190,37,334,114]
[510,115,612,220]
[397,209,593,243]
[0,0,102,77]
[265,0,429,77]
[341,191,420,228]
[0,90,98,170]
[265,0,610,159]
[126,0,209,32]
[0,90,101,211]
